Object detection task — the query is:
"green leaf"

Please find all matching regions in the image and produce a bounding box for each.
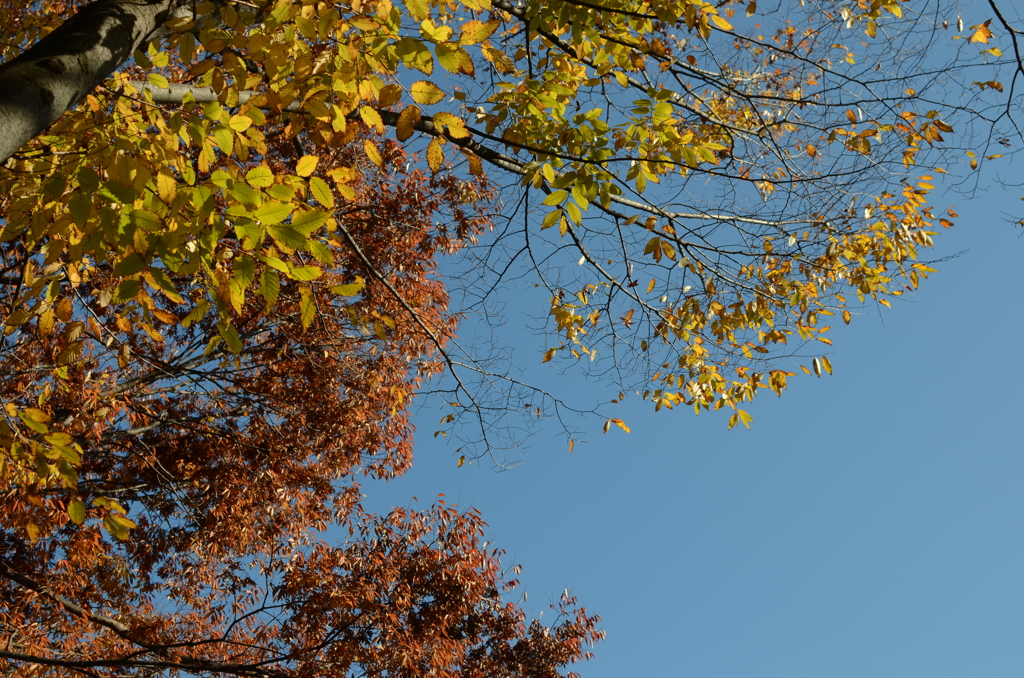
[180,299,210,328]
[69,192,91,228]
[148,267,185,303]
[290,265,322,281]
[113,279,141,303]
[266,183,294,201]
[254,201,293,225]
[56,341,82,366]
[542,190,568,206]
[540,209,561,229]
[221,323,243,353]
[103,513,135,540]
[267,225,308,251]
[259,267,280,309]
[565,200,582,225]
[68,499,86,525]
[307,239,335,264]
[331,276,366,296]
[309,177,334,208]
[233,254,256,287]
[45,432,72,446]
[113,253,146,277]
[129,209,161,230]
[147,72,169,88]
[213,125,233,155]
[246,166,274,188]
[19,408,50,434]
[258,255,291,273]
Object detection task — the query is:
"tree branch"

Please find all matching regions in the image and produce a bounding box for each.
[125,81,809,227]
[0,0,224,164]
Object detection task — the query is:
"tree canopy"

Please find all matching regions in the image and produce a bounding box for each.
[0,0,1020,675]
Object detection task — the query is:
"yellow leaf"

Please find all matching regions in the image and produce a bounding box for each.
[155,169,177,202]
[710,14,732,31]
[460,19,499,45]
[406,0,429,21]
[378,83,403,107]
[610,418,631,433]
[410,80,444,105]
[969,22,993,44]
[299,286,316,330]
[543,347,557,362]
[296,155,319,177]
[364,139,383,167]
[146,72,169,88]
[457,455,465,467]
[426,137,444,172]
[396,105,421,141]
[359,106,384,135]
[228,114,252,132]
[432,111,469,138]
[420,18,454,42]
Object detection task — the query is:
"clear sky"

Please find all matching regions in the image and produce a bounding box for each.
[356,170,1024,676]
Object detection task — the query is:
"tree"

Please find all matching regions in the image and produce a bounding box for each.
[0,0,1018,675]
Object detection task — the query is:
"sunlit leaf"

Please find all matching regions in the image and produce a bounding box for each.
[410,81,444,105]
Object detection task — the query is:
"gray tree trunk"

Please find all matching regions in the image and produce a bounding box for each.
[0,0,197,164]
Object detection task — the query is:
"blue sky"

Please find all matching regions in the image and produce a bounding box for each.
[349,2,1024,675]
[358,173,1024,677]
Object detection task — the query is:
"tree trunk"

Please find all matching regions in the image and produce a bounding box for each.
[0,0,194,164]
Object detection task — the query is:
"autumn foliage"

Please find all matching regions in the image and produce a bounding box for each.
[0,9,601,665]
[2,0,1021,673]
[0,132,602,676]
